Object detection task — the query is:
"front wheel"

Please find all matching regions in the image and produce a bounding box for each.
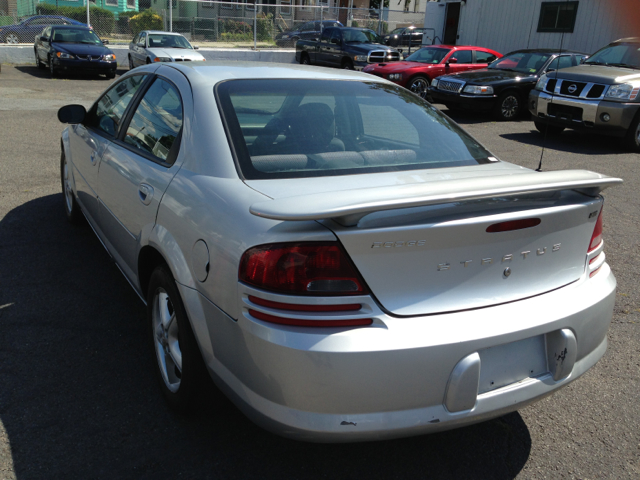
[342,58,355,70]
[128,55,135,70]
[35,49,45,69]
[105,71,116,79]
[625,113,640,153]
[493,92,521,121]
[60,152,83,225]
[534,120,565,136]
[49,56,58,78]
[300,53,310,65]
[148,265,205,411]
[5,33,19,44]
[409,75,430,99]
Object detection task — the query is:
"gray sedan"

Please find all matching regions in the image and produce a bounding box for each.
[128,30,205,68]
[57,62,620,442]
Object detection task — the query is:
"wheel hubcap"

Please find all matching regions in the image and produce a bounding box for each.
[152,289,182,392]
[501,96,518,118]
[410,79,428,98]
[635,123,640,146]
[63,159,73,213]
[7,34,18,44]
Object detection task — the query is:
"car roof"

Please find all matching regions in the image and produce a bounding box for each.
[506,48,588,55]
[143,30,186,36]
[157,62,388,89]
[51,24,91,30]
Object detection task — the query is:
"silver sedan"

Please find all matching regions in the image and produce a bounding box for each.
[57,62,621,442]
[128,30,205,68]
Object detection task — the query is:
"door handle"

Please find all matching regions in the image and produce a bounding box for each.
[90,150,98,165]
[138,183,154,205]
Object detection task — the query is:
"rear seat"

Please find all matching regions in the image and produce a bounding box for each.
[250,149,418,173]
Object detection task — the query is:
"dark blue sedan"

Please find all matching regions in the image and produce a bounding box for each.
[0,15,84,44]
[35,25,117,78]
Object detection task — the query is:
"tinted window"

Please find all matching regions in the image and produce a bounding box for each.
[475,50,497,64]
[86,75,147,137]
[320,29,331,43]
[217,79,493,180]
[405,47,450,64]
[124,78,183,163]
[546,55,573,71]
[452,50,472,63]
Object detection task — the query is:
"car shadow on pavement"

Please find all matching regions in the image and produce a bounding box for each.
[14,65,127,80]
[0,194,532,480]
[500,130,630,155]
[433,105,534,126]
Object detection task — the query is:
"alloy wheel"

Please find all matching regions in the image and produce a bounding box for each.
[501,95,519,119]
[410,77,429,98]
[152,288,183,393]
[6,33,19,44]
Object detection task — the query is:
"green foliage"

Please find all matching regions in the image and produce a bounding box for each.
[220,32,253,42]
[255,13,274,42]
[351,20,359,28]
[35,4,115,36]
[0,16,14,27]
[129,9,163,36]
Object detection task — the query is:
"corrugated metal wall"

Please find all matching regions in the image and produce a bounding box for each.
[457,0,640,55]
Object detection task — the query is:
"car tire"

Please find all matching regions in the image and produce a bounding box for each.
[148,265,206,411]
[49,56,58,78]
[290,36,299,48]
[128,55,135,70]
[35,49,45,69]
[106,71,116,79]
[534,120,565,136]
[300,53,310,65]
[494,91,521,121]
[409,75,430,99]
[625,113,640,153]
[342,58,355,70]
[146,58,152,64]
[5,33,19,44]
[60,151,83,225]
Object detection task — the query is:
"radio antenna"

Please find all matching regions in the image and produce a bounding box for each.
[536,0,570,172]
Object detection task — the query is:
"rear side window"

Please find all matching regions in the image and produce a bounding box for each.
[217,79,493,179]
[546,55,573,71]
[124,78,183,163]
[86,75,147,137]
[475,50,497,64]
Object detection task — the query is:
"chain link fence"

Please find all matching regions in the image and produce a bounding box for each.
[1,1,428,49]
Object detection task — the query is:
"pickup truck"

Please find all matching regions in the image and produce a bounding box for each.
[529,37,640,152]
[296,27,401,71]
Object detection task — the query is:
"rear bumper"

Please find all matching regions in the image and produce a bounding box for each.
[181,263,616,442]
[529,90,640,136]
[429,88,496,111]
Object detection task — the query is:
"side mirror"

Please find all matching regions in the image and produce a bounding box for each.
[580,57,587,64]
[331,38,340,45]
[546,67,556,73]
[137,42,145,47]
[449,57,458,63]
[102,39,109,44]
[58,104,87,124]
[40,36,47,42]
[193,45,199,50]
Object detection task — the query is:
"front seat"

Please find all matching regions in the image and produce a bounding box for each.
[281,102,345,154]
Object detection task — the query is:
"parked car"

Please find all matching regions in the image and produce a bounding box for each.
[429,49,588,120]
[363,45,502,99]
[382,26,427,50]
[35,25,117,79]
[296,27,400,70]
[275,20,343,48]
[529,37,640,152]
[57,62,620,442]
[1,15,85,44]
[128,30,205,69]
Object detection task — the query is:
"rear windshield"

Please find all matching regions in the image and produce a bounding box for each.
[216,79,493,180]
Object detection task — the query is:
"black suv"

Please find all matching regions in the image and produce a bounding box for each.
[275,20,343,48]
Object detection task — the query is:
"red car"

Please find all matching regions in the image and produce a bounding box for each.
[363,45,502,99]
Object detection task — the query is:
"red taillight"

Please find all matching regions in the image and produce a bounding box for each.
[249,296,361,312]
[486,218,541,233]
[239,242,368,296]
[588,209,603,253]
[249,309,372,327]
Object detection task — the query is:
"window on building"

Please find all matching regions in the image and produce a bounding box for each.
[105,0,118,6]
[127,0,136,7]
[537,1,579,33]
[280,0,291,16]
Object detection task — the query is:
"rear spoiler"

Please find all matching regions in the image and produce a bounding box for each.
[250,169,622,226]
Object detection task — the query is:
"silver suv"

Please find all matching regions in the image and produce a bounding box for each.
[529,37,640,152]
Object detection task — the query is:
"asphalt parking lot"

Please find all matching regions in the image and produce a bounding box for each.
[0,65,638,479]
